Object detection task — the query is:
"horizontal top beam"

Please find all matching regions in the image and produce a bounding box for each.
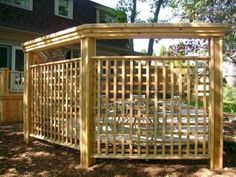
[22,23,229,52]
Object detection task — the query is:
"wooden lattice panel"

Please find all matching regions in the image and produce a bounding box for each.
[29,58,81,149]
[93,57,210,159]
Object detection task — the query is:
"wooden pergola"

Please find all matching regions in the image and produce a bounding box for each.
[22,23,228,169]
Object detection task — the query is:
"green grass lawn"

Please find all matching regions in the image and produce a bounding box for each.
[189,101,236,114]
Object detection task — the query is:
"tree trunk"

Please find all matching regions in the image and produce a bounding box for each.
[147,0,164,56]
[130,0,137,23]
[130,39,134,55]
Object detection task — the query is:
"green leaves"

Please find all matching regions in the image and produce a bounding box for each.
[171,0,236,63]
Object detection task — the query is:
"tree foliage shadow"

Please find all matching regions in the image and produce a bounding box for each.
[1,122,236,177]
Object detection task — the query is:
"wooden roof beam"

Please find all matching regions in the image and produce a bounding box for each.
[22,23,229,52]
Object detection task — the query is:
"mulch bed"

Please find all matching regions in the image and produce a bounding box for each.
[0,121,236,177]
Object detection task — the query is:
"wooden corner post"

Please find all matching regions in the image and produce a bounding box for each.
[24,52,34,144]
[0,68,9,96]
[210,37,223,169]
[0,68,9,123]
[80,37,96,168]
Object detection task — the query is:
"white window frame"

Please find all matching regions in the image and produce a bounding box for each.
[96,9,100,23]
[0,0,33,10]
[54,0,73,19]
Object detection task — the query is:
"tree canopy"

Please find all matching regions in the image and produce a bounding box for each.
[115,0,235,59]
[170,0,235,63]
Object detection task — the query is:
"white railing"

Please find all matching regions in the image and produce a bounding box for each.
[9,71,24,92]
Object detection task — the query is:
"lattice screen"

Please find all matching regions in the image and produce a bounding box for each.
[93,57,210,159]
[30,58,81,149]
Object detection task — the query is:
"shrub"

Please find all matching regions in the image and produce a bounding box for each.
[223,86,236,113]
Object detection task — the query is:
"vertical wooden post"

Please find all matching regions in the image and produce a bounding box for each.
[0,68,9,96]
[80,37,96,168]
[24,52,34,144]
[0,68,9,122]
[210,37,223,169]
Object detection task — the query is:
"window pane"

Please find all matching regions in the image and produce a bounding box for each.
[72,51,79,58]
[13,0,28,6]
[100,10,116,23]
[64,50,79,59]
[0,44,11,69]
[0,48,8,68]
[59,0,69,7]
[58,0,69,16]
[64,50,71,59]
[0,0,31,9]
[15,49,24,71]
[2,0,11,3]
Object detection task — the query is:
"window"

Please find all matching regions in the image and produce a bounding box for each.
[14,48,24,71]
[0,44,24,71]
[0,0,33,10]
[0,44,12,69]
[96,9,116,23]
[65,49,79,59]
[55,0,73,19]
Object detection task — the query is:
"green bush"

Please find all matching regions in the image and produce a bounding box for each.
[223,86,236,114]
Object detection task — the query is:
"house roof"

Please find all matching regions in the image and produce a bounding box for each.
[22,23,229,52]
